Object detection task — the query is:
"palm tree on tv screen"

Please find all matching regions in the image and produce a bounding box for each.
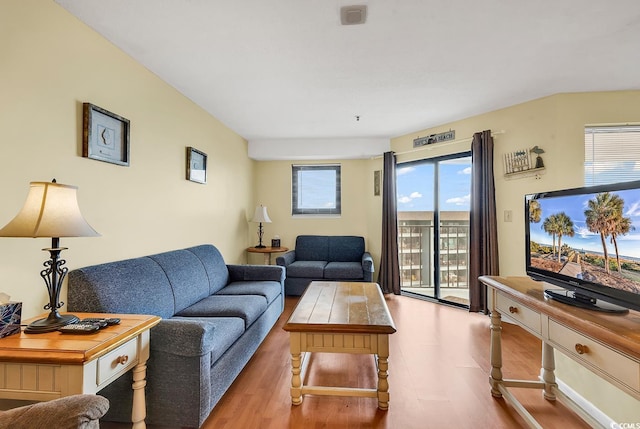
[542,215,559,258]
[552,212,575,263]
[604,193,634,273]
[584,192,627,274]
[529,200,542,224]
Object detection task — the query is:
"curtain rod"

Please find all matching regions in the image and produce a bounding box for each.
[373,130,506,159]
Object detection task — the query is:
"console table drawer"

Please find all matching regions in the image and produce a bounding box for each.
[495,292,541,335]
[548,319,640,393]
[97,337,138,386]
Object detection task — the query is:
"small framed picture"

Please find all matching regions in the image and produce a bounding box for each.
[82,103,130,166]
[186,147,207,184]
[374,170,381,196]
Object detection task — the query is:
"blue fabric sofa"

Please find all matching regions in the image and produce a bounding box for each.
[276,235,373,295]
[67,244,284,429]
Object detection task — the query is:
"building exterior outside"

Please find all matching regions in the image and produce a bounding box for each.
[398,211,470,304]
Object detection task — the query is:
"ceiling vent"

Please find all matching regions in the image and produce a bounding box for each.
[341,5,367,25]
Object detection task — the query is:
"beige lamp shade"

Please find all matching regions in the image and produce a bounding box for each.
[251,205,272,223]
[0,181,100,238]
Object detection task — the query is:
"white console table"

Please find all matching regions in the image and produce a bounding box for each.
[479,276,640,428]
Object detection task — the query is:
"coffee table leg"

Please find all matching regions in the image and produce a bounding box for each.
[290,332,303,405]
[377,334,390,410]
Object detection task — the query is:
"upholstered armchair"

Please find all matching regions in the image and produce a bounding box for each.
[0,394,109,429]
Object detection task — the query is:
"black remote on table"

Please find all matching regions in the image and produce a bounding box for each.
[81,318,121,327]
[58,323,100,334]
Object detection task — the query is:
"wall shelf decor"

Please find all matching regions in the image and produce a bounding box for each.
[503,146,545,179]
[82,103,130,166]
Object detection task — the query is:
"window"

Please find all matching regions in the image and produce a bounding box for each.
[292,164,341,215]
[585,125,640,186]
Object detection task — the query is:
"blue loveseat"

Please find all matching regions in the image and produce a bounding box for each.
[67,244,284,429]
[276,235,373,295]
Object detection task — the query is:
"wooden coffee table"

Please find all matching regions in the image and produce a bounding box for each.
[283,281,396,409]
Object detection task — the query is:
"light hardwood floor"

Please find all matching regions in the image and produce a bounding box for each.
[104,295,592,429]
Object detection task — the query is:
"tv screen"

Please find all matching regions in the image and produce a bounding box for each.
[525,180,640,313]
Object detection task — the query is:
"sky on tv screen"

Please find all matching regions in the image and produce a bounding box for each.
[530,188,640,259]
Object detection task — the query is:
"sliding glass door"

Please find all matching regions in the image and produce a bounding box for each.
[396,152,471,307]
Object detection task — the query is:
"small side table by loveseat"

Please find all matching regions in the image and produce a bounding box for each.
[247,246,289,265]
[0,312,160,429]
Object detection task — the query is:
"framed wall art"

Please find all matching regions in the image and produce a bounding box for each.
[82,103,130,166]
[374,170,381,196]
[186,147,207,184]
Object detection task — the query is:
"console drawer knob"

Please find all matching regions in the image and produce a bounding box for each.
[574,344,589,355]
[116,355,129,365]
[508,306,518,314]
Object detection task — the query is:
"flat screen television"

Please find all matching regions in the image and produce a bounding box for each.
[525,180,640,313]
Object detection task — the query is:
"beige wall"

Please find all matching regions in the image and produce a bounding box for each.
[249,159,382,264]
[0,0,254,319]
[390,90,640,422]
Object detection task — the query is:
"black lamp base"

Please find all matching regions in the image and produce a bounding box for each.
[255,221,267,248]
[23,240,79,334]
[24,313,79,334]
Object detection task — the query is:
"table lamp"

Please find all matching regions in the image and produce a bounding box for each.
[0,180,100,333]
[251,205,271,248]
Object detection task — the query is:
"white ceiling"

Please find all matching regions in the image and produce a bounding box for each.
[55,0,640,146]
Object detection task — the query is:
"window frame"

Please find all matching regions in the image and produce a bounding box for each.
[291,164,341,216]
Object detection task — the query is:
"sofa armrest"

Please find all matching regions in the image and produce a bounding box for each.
[276,250,296,267]
[150,318,219,357]
[227,264,285,283]
[362,252,374,273]
[362,252,374,282]
[0,394,109,429]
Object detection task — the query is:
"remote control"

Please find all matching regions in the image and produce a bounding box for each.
[58,323,100,334]
[80,318,107,328]
[81,317,121,326]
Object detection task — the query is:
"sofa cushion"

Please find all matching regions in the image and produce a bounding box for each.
[295,236,329,261]
[164,317,245,362]
[216,281,281,305]
[328,236,365,262]
[175,295,267,328]
[149,250,211,314]
[324,262,364,280]
[287,260,328,278]
[185,245,230,294]
[68,257,176,319]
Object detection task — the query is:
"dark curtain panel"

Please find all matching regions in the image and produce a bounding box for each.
[469,130,500,312]
[378,151,401,295]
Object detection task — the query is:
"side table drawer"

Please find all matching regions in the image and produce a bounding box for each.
[495,292,542,335]
[97,337,138,386]
[548,319,640,393]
